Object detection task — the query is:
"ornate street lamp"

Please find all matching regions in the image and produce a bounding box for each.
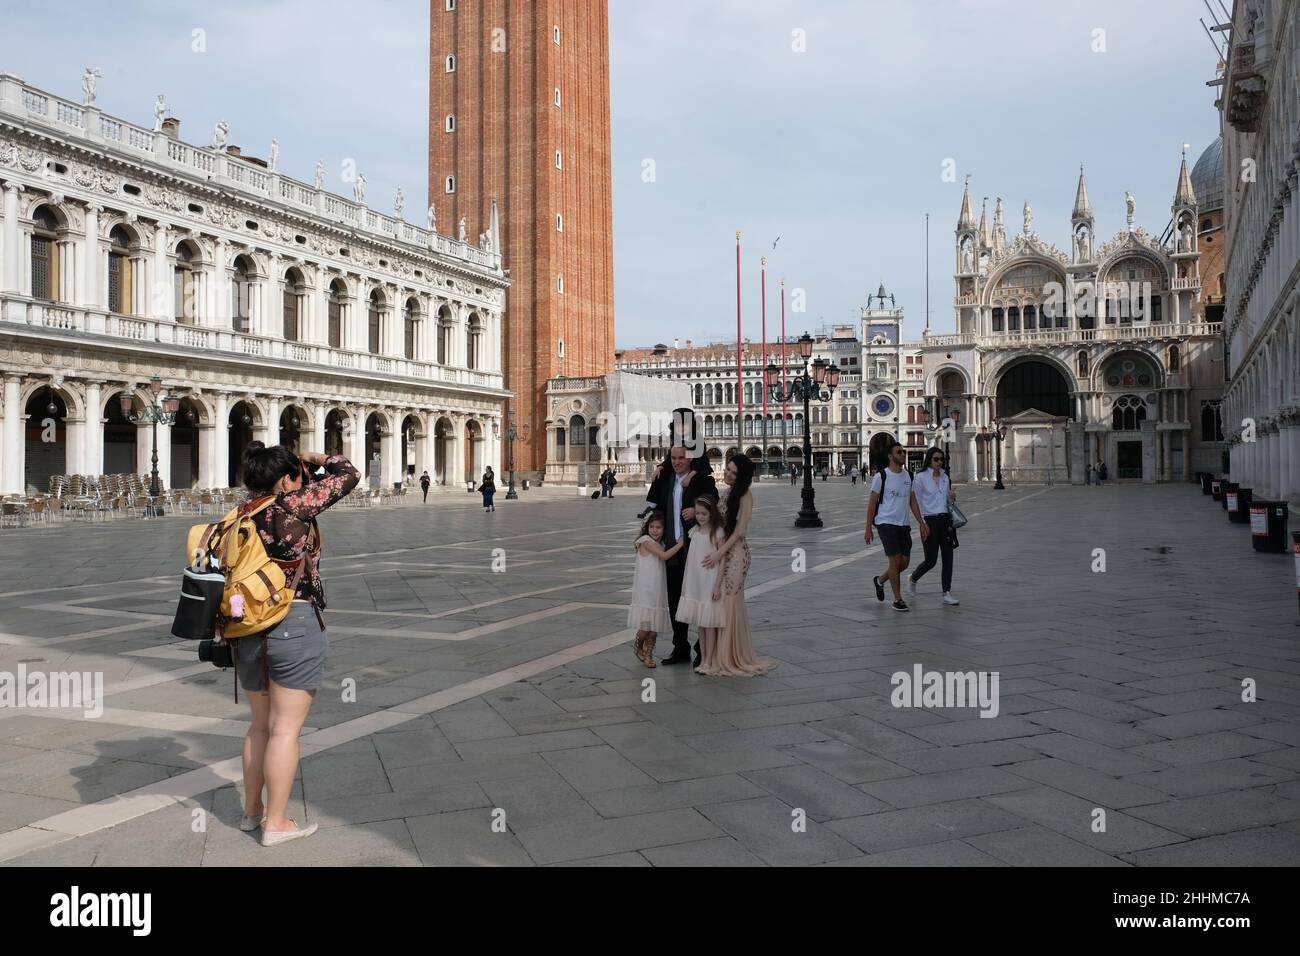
[120,375,179,517]
[503,415,530,500]
[993,419,1007,490]
[767,333,839,528]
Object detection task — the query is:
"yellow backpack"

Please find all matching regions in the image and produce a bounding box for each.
[176,497,320,641]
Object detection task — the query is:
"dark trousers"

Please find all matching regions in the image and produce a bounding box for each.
[665,558,692,658]
[421,486,429,501]
[911,513,954,591]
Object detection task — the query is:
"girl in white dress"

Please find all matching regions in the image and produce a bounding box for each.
[628,511,684,668]
[675,494,726,672]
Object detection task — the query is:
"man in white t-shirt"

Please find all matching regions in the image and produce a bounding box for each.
[864,441,928,611]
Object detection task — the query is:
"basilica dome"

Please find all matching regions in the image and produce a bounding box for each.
[1190,137,1223,212]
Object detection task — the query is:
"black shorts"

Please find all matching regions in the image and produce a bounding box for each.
[876,523,912,557]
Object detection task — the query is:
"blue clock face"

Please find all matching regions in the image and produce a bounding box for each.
[872,395,895,417]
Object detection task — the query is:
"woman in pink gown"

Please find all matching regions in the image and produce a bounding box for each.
[698,454,777,678]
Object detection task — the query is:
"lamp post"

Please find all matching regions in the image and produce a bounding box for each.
[993,419,1007,490]
[502,416,529,500]
[120,375,179,517]
[767,332,839,528]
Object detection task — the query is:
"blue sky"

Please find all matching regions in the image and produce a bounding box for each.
[1,0,1222,346]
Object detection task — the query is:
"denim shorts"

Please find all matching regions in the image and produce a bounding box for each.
[235,602,328,692]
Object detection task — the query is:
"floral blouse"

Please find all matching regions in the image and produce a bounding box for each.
[251,455,360,607]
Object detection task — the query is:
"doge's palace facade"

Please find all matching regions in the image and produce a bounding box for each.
[0,72,508,495]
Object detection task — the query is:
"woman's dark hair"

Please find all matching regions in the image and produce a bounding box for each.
[242,441,301,494]
[724,453,754,537]
[926,446,945,466]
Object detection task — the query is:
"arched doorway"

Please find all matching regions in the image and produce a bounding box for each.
[228,401,256,486]
[400,414,420,482]
[996,360,1072,419]
[103,390,137,476]
[280,405,307,454]
[170,397,202,489]
[24,386,67,493]
[867,432,898,473]
[435,417,454,484]
[465,419,483,479]
[324,408,347,458]
[364,413,385,484]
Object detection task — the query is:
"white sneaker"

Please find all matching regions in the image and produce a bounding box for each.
[943,592,960,605]
[261,820,318,847]
[906,576,917,599]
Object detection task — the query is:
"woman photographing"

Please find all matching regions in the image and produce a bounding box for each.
[237,442,359,846]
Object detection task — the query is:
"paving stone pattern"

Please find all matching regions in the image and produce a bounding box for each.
[0,480,1296,866]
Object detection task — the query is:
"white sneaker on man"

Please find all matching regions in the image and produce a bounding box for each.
[942,592,960,605]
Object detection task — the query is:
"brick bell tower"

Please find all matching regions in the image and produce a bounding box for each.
[429,0,616,475]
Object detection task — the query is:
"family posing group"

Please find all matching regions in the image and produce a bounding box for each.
[626,448,776,678]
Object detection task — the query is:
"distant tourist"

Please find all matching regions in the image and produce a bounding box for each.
[849,465,860,486]
[480,467,496,512]
[1098,461,1108,483]
[865,440,928,612]
[789,464,797,485]
[419,469,431,502]
[908,447,959,606]
[1084,463,1092,486]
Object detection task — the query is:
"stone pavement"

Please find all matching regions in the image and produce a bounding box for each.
[0,477,1297,866]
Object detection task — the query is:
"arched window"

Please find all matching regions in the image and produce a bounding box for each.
[1111,394,1147,431]
[283,267,304,342]
[108,226,132,315]
[991,307,1004,332]
[233,256,254,334]
[466,313,482,369]
[1201,402,1223,441]
[554,87,561,108]
[30,206,60,301]
[445,114,456,132]
[1076,350,1089,377]
[568,415,586,463]
[1023,304,1036,331]
[328,278,345,348]
[1168,345,1181,373]
[368,289,382,354]
[1007,306,1020,331]
[694,384,703,405]
[445,54,456,72]
[704,416,714,438]
[174,241,199,324]
[437,306,451,364]
[404,298,418,360]
[445,176,455,194]
[705,383,714,405]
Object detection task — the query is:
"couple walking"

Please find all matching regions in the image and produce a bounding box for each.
[865,442,960,612]
[628,444,775,677]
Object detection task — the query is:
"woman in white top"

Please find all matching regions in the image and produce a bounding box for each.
[907,447,959,605]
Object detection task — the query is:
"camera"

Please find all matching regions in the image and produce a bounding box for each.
[198,638,234,669]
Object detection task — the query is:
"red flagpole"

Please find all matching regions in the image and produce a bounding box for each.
[781,278,787,440]
[735,231,742,457]
[761,257,768,473]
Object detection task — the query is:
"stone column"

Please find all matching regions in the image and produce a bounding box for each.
[212,236,229,328]
[153,223,172,320]
[1068,421,1085,483]
[265,396,281,447]
[1140,419,1157,483]
[1283,413,1300,506]
[348,405,367,471]
[449,413,465,486]
[82,380,103,476]
[2,375,24,493]
[212,392,229,488]
[1,184,20,294]
[82,204,101,308]
[380,420,397,487]
[312,402,326,453]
